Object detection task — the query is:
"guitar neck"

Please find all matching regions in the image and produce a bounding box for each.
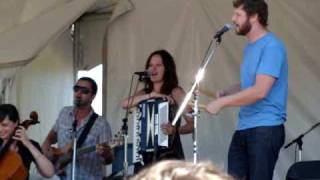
[56,143,106,168]
[54,139,121,173]
[77,145,96,156]
[77,142,117,156]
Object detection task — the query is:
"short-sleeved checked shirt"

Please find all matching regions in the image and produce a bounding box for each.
[52,106,112,180]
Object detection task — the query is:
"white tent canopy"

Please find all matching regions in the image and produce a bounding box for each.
[0,0,99,64]
[1,0,320,179]
[105,1,320,180]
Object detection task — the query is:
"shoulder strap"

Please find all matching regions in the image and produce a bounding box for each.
[77,112,98,148]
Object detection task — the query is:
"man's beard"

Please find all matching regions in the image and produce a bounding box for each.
[236,19,251,36]
[73,99,82,107]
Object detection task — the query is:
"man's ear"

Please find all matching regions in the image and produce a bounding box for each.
[91,94,96,100]
[250,13,258,24]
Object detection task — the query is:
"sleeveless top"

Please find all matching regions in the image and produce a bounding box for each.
[159,103,184,160]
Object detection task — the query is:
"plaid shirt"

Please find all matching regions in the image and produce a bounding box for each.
[52,106,112,180]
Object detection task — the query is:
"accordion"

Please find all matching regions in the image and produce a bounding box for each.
[132,98,169,163]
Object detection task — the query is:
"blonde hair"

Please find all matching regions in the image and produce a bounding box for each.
[130,160,234,180]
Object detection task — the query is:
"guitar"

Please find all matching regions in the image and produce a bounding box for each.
[49,131,123,175]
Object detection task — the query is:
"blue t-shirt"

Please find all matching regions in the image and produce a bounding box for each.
[238,32,288,130]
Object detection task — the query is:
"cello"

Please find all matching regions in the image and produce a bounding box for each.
[0,111,39,180]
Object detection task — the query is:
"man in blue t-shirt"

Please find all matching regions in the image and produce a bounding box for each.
[206,0,288,179]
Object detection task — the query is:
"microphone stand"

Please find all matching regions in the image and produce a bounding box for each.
[121,73,144,179]
[71,118,77,180]
[284,122,320,161]
[172,35,224,164]
[121,75,134,179]
[121,118,129,180]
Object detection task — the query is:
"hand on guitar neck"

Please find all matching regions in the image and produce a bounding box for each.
[96,143,113,164]
[47,132,122,176]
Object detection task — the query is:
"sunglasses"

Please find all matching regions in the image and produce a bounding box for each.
[73,85,91,94]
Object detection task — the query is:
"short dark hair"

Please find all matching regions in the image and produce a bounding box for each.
[0,104,20,123]
[77,77,98,95]
[233,0,268,27]
[144,49,178,95]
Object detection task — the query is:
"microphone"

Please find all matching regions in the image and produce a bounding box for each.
[214,23,233,39]
[134,70,150,81]
[134,70,150,77]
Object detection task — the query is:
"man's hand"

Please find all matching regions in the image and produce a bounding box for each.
[96,143,113,164]
[206,99,224,115]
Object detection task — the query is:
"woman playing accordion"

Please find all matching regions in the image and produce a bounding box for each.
[121,49,194,172]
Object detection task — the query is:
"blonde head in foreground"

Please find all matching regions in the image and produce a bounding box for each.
[130,160,234,180]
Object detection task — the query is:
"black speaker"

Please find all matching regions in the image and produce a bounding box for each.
[286,161,320,180]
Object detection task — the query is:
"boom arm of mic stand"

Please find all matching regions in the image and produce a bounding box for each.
[284,134,304,149]
[171,37,222,164]
[284,122,320,149]
[172,39,221,126]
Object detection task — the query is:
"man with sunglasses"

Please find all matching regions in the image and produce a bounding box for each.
[42,77,113,180]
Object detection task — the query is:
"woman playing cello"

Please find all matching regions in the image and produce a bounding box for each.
[0,104,54,179]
